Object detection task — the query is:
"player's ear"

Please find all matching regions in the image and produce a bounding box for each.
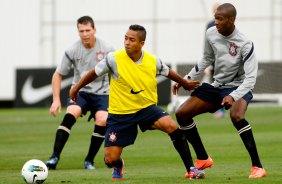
[140,41,145,47]
[229,16,235,24]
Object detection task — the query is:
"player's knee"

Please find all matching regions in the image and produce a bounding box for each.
[175,108,193,123]
[95,120,107,126]
[94,111,108,126]
[165,122,178,134]
[104,157,113,168]
[230,111,244,123]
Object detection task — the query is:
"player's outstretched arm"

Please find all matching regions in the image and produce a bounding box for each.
[69,68,98,102]
[167,69,200,93]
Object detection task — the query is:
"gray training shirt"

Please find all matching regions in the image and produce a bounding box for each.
[186,27,258,101]
[56,37,115,95]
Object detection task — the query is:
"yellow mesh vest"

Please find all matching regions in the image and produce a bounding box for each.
[109,49,158,114]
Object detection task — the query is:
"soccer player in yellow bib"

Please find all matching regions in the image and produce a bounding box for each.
[70,24,203,180]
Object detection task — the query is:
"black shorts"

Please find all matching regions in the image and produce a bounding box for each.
[67,91,108,115]
[104,104,168,147]
[191,83,253,106]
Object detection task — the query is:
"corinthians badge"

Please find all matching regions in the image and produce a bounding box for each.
[96,51,105,62]
[109,132,117,142]
[229,42,238,56]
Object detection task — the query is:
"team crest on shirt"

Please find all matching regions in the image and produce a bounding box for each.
[109,132,117,142]
[96,51,105,62]
[229,42,238,56]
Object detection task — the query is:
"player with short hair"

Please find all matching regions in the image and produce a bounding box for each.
[173,3,266,178]
[46,15,115,170]
[69,24,205,180]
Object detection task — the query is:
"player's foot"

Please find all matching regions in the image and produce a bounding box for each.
[249,166,266,178]
[45,156,59,170]
[112,159,124,180]
[84,161,95,170]
[194,156,213,170]
[185,167,206,179]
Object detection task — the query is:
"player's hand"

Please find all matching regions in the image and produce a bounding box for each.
[172,83,181,95]
[221,95,234,110]
[182,79,200,91]
[69,87,78,102]
[49,100,61,117]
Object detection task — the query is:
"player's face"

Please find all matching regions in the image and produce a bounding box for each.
[124,30,144,56]
[78,22,96,48]
[214,9,234,36]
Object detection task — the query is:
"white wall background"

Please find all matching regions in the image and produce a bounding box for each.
[0,0,281,100]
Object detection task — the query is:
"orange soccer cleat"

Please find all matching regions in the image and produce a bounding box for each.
[249,166,266,179]
[194,156,213,170]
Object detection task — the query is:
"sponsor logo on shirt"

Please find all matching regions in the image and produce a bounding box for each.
[130,89,144,94]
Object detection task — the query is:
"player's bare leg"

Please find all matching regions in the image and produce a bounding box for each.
[104,146,124,180]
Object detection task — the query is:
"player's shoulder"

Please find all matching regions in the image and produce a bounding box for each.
[96,36,115,52]
[105,51,116,64]
[65,40,82,53]
[107,51,115,58]
[143,50,157,58]
[206,26,217,36]
[235,29,253,48]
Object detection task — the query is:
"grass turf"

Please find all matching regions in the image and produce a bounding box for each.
[0,106,281,183]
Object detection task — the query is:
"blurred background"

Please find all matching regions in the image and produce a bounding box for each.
[0,0,281,108]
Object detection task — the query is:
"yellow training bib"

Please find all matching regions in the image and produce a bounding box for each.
[109,49,158,114]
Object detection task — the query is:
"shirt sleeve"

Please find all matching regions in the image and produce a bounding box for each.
[95,52,118,79]
[186,31,215,79]
[229,42,257,101]
[56,51,73,76]
[156,58,169,76]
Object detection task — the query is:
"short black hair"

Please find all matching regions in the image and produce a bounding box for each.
[77,16,95,29]
[129,24,146,41]
[218,3,237,18]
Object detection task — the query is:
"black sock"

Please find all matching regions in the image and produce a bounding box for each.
[234,119,262,167]
[180,120,208,160]
[169,128,193,172]
[108,158,123,168]
[85,125,106,163]
[52,113,76,158]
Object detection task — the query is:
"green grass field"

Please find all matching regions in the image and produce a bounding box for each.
[0,106,281,184]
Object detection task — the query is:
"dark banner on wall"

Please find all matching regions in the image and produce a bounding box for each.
[15,68,171,107]
[15,68,73,107]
